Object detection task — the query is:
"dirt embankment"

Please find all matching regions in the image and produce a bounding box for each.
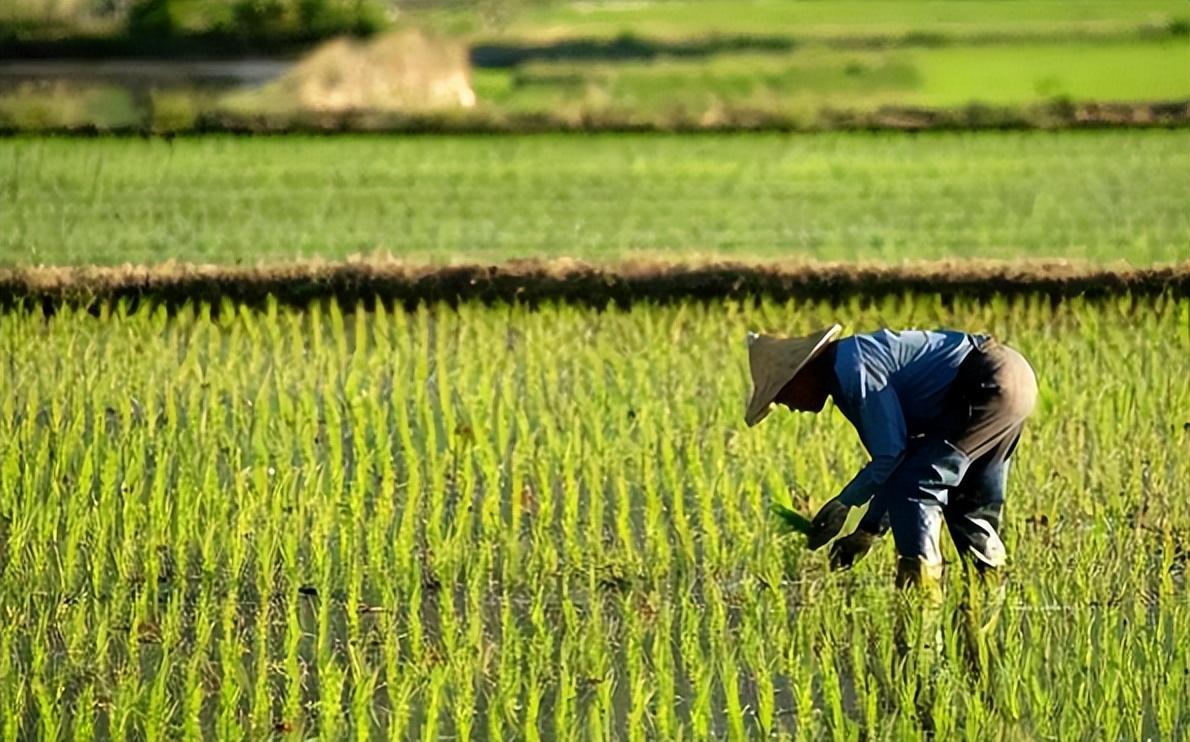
[2,259,1188,312]
[215,99,1190,134]
[1,99,1187,136]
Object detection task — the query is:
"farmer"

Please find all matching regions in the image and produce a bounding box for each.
[745,325,1037,591]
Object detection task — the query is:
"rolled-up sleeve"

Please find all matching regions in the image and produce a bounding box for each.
[834,359,908,508]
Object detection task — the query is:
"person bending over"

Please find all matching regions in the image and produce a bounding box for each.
[744,325,1037,590]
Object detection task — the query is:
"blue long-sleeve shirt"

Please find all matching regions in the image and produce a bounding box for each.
[827,329,985,523]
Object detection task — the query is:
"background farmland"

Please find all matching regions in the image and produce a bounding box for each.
[2,130,1188,266]
[2,0,1188,131]
[1,0,1189,740]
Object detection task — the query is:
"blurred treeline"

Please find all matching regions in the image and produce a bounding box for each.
[1,0,429,53]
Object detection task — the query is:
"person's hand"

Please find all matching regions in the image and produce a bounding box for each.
[806,498,850,550]
[829,529,877,570]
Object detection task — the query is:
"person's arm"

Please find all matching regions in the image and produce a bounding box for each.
[807,340,907,550]
[834,382,908,511]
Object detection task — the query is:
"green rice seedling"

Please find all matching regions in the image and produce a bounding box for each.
[677,591,713,740]
[814,623,852,742]
[717,641,747,741]
[2,672,29,742]
[738,601,777,739]
[647,597,677,740]
[144,645,174,742]
[216,612,245,740]
[770,503,814,535]
[522,584,548,742]
[350,657,382,742]
[183,625,212,739]
[552,625,580,741]
[782,616,817,742]
[30,652,64,742]
[419,665,447,742]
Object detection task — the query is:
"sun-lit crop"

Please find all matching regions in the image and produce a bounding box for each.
[2,130,1187,266]
[0,293,1188,739]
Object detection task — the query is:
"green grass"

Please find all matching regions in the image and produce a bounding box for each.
[908,39,1190,106]
[473,39,1190,119]
[2,130,1187,266]
[464,0,1189,42]
[1,294,1188,739]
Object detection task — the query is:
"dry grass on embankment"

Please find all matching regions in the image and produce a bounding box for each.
[2,100,1187,137]
[3,259,1188,312]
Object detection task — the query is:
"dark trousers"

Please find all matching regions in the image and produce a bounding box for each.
[868,340,1038,569]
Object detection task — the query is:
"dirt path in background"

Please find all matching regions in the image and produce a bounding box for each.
[0,59,290,86]
[3,259,1188,312]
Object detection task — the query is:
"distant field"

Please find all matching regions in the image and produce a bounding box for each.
[314,0,1190,132]
[3,1,1188,133]
[473,39,1190,120]
[466,0,1188,42]
[1,130,1187,266]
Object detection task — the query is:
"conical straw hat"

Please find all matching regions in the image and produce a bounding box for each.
[744,324,842,427]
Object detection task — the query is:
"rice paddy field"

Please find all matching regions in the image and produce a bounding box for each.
[3,1,1189,739]
[474,0,1188,42]
[468,39,1190,122]
[3,129,1189,266]
[1,292,1188,740]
